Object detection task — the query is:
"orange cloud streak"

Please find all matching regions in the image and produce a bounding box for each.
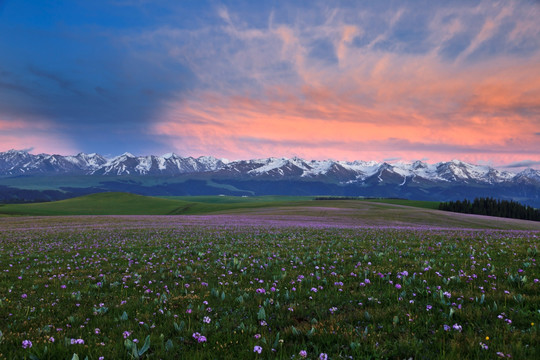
[154,52,540,165]
[152,5,540,165]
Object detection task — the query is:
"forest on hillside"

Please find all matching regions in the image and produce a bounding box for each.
[439,197,540,221]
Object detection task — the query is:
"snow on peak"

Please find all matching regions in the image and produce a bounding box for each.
[161,152,178,160]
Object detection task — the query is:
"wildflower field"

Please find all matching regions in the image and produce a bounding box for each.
[0,215,538,359]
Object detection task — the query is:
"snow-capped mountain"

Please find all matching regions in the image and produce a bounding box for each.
[1,150,539,206]
[0,149,107,175]
[0,150,228,177]
[90,152,227,175]
[0,149,537,185]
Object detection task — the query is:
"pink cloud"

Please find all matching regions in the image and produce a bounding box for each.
[153,40,540,166]
[0,118,78,155]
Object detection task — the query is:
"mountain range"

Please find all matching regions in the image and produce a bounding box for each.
[1,149,539,206]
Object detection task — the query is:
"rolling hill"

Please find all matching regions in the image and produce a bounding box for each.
[2,192,540,230]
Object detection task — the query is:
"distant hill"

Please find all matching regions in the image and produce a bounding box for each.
[0,192,313,216]
[2,192,540,231]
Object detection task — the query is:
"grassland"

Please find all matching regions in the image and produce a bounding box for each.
[0,193,317,217]
[361,198,440,210]
[0,192,189,216]
[0,214,538,359]
[2,192,540,231]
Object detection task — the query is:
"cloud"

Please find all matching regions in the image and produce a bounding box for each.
[502,160,540,168]
[147,1,540,165]
[0,118,78,154]
[1,0,540,163]
[27,65,82,96]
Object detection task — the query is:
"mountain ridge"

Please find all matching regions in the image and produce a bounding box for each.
[1,149,539,207]
[1,149,537,185]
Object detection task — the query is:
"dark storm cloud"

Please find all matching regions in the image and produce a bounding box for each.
[0,0,198,154]
[503,160,540,168]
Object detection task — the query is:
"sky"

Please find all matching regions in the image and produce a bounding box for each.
[0,0,539,169]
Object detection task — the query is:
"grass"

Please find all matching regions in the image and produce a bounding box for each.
[0,192,190,216]
[0,216,538,359]
[0,193,315,216]
[160,195,315,204]
[1,193,540,231]
[361,198,440,210]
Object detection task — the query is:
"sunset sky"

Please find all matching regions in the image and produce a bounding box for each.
[0,0,539,169]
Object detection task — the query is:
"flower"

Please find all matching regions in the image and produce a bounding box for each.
[203,316,211,323]
[254,345,262,354]
[395,284,402,289]
[254,334,261,339]
[198,335,207,343]
[319,353,328,360]
[299,350,308,358]
[22,340,32,349]
[452,323,462,332]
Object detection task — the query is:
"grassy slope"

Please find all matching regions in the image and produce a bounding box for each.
[160,195,315,203]
[0,192,315,216]
[0,192,190,215]
[1,193,540,230]
[361,198,440,209]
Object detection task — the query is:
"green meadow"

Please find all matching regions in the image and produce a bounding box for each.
[0,193,316,216]
[1,193,540,231]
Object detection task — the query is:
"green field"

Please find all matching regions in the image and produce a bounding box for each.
[160,195,315,203]
[0,192,190,216]
[361,198,440,209]
[0,193,317,216]
[1,192,540,231]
